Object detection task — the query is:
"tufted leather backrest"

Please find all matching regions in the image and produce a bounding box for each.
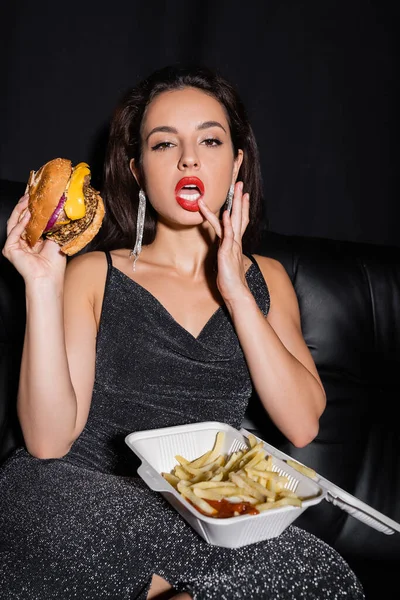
[246,232,400,561]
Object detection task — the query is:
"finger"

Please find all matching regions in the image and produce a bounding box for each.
[8,193,29,228]
[4,208,31,249]
[198,199,223,238]
[18,192,29,204]
[240,193,250,238]
[8,207,31,238]
[230,182,243,240]
[219,209,234,253]
[6,194,29,236]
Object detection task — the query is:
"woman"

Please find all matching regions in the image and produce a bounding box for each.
[0,65,364,599]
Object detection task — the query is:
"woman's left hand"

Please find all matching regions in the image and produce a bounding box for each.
[198,181,250,306]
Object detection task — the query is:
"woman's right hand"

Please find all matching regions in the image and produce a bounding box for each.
[2,193,67,283]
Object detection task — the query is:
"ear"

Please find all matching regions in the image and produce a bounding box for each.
[129,159,141,187]
[232,149,244,184]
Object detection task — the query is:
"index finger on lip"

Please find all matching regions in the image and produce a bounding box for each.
[198,199,223,237]
[198,198,211,213]
[197,199,217,221]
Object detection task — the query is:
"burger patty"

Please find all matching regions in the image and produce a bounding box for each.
[46,185,99,245]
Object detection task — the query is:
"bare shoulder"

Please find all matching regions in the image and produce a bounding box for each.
[65,251,108,299]
[252,255,292,292]
[66,251,107,277]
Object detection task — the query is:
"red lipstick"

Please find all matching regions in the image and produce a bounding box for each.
[175,177,205,212]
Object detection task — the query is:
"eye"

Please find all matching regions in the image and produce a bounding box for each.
[201,138,222,147]
[151,141,175,151]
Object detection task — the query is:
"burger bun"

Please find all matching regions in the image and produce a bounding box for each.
[25,158,72,247]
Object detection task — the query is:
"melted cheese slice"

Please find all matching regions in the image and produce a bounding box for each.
[64,162,90,220]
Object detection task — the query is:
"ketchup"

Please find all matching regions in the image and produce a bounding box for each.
[194,499,259,518]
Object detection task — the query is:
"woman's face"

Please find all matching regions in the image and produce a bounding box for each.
[131,87,243,225]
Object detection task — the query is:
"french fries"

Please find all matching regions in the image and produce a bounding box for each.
[161,431,311,518]
[285,459,317,480]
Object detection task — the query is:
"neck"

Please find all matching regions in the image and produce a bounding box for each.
[142,221,218,278]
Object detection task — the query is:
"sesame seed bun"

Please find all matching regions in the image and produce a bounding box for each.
[25,158,72,247]
[24,158,105,256]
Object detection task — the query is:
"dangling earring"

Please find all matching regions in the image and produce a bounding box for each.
[130,188,146,271]
[225,184,234,215]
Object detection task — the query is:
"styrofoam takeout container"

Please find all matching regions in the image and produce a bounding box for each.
[125,421,400,548]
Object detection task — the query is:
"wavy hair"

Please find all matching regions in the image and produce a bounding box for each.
[92,64,266,253]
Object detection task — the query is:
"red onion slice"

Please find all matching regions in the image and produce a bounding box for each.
[44,194,67,232]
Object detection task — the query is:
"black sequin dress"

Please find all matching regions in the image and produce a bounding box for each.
[0,252,365,599]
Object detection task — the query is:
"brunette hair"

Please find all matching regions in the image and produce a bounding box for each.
[92,64,266,253]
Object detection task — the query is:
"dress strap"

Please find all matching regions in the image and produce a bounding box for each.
[104,250,113,270]
[243,252,270,317]
[244,252,259,269]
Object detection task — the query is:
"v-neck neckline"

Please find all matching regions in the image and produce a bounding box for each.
[110,262,256,342]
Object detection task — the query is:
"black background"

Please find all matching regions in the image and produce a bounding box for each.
[0,0,397,246]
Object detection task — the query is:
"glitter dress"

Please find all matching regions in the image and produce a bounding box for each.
[0,251,365,600]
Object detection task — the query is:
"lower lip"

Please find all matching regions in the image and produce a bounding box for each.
[175,195,202,212]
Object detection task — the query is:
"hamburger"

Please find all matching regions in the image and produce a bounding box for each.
[24,158,105,256]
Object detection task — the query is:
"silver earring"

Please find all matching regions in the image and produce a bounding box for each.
[130,188,146,271]
[226,184,234,215]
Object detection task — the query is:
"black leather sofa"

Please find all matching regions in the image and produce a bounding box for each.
[1,179,399,599]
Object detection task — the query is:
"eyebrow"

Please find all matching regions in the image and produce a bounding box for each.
[146,120,227,141]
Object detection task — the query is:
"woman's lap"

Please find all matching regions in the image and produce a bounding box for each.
[0,451,365,599]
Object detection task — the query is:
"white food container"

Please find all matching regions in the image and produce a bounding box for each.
[125,421,400,548]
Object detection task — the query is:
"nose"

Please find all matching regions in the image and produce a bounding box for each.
[178,144,200,171]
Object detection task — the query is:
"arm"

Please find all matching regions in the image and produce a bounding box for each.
[198,183,326,448]
[17,253,101,458]
[227,255,326,447]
